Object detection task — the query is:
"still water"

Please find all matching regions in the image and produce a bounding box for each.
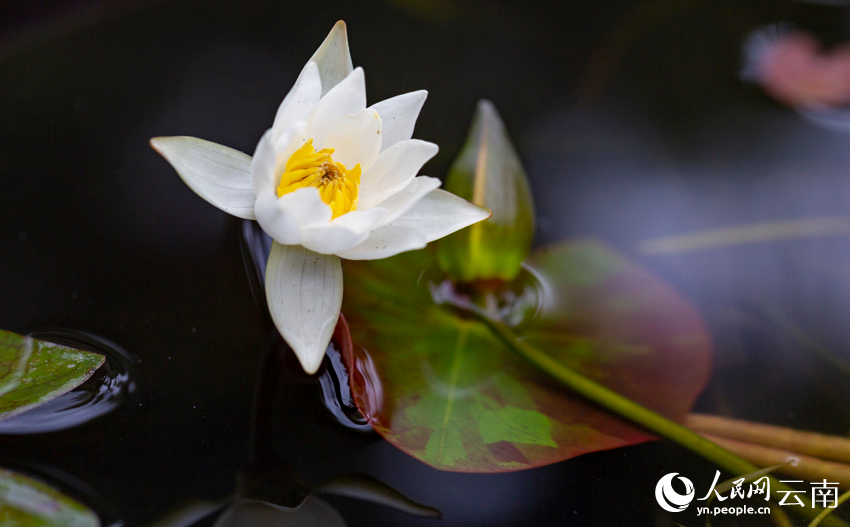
[4,0,850,525]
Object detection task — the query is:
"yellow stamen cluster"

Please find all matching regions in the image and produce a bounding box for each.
[277,139,361,219]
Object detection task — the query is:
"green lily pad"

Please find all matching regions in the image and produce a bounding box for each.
[0,468,100,526]
[341,241,712,472]
[0,330,105,422]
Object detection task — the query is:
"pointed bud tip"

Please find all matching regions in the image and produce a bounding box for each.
[474,99,506,130]
[322,20,350,50]
[325,20,349,46]
[310,20,354,96]
[476,99,496,113]
[437,101,535,283]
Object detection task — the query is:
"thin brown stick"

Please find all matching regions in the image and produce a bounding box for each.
[687,414,850,464]
[703,434,850,489]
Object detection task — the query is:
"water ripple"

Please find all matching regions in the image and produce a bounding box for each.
[0,330,137,434]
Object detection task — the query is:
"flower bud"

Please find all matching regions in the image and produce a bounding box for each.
[437,100,535,283]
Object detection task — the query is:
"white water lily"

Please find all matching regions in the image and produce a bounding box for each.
[151,22,490,374]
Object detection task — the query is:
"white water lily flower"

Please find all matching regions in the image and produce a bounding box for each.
[151,22,490,374]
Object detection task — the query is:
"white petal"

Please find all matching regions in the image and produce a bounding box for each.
[254,193,299,245]
[271,62,321,144]
[370,90,427,151]
[255,187,331,245]
[150,137,255,219]
[300,207,387,254]
[305,68,367,148]
[250,130,278,196]
[371,175,441,226]
[265,243,342,374]
[273,121,308,167]
[335,224,428,260]
[255,122,318,196]
[358,140,439,209]
[323,108,382,170]
[388,188,491,242]
[306,20,354,96]
[331,206,388,231]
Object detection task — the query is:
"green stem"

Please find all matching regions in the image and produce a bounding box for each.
[479,315,847,527]
[809,488,850,527]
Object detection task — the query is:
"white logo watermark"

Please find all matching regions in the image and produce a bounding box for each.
[655,471,838,517]
[655,473,695,512]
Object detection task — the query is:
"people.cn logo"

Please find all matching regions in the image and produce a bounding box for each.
[655,473,696,512]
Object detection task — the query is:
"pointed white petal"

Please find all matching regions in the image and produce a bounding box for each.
[305,68,367,149]
[389,188,491,242]
[335,224,428,260]
[370,90,427,151]
[323,108,382,171]
[358,139,438,209]
[265,243,342,374]
[255,187,331,245]
[150,136,256,219]
[307,20,354,96]
[371,175,441,226]
[300,207,387,254]
[271,62,322,143]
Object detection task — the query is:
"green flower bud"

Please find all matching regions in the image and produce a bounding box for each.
[437,100,535,283]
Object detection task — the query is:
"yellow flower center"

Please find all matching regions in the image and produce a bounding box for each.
[277,139,361,219]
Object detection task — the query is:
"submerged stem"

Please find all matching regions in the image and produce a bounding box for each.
[478,315,847,526]
[809,488,850,527]
[701,434,850,489]
[686,413,850,465]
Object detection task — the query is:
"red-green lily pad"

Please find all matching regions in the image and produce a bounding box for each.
[0,330,105,422]
[0,468,100,526]
[341,241,712,472]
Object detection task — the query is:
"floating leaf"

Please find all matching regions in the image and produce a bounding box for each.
[0,330,105,422]
[341,241,712,472]
[0,468,100,527]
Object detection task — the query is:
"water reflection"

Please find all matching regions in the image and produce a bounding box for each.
[425,263,545,327]
[0,330,136,434]
[317,344,372,432]
[211,498,347,527]
[240,220,274,315]
[147,335,441,527]
[152,467,444,527]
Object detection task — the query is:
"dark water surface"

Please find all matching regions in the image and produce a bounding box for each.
[4,0,850,525]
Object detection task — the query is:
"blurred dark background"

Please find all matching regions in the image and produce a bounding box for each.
[3,0,850,525]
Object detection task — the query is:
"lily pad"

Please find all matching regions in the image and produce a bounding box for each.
[0,468,100,527]
[341,241,712,472]
[0,330,105,422]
